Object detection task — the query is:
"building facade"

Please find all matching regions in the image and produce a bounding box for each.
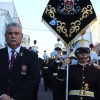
[0,2,30,49]
[0,8,12,48]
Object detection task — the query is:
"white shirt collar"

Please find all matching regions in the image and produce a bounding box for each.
[7,46,21,54]
[78,62,88,67]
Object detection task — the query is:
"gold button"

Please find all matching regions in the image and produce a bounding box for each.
[83,77,85,79]
[83,81,85,84]
[80,97,83,99]
[82,68,84,71]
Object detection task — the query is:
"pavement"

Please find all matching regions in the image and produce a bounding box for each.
[38,78,53,100]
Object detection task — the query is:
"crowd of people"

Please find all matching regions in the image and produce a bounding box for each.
[0,22,100,100]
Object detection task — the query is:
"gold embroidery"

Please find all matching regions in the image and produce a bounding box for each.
[43,4,95,47]
[56,21,68,37]
[69,5,93,37]
[69,20,81,37]
[45,5,57,18]
[45,5,68,37]
[80,5,93,21]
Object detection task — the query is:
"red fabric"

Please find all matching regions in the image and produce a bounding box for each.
[9,50,15,70]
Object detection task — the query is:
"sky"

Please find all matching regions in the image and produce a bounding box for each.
[0,0,100,58]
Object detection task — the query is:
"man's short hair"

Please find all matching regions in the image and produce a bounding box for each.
[5,22,22,33]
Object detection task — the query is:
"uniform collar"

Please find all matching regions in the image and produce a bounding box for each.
[78,62,88,68]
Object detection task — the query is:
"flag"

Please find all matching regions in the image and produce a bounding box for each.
[42,0,96,48]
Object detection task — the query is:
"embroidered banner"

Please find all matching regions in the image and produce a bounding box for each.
[42,0,96,47]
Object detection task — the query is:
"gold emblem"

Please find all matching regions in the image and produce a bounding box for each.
[84,83,89,90]
[57,66,60,69]
[19,52,23,56]
[79,89,85,96]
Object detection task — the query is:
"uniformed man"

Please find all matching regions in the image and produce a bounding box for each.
[49,41,64,100]
[31,40,43,100]
[42,50,50,91]
[56,39,100,100]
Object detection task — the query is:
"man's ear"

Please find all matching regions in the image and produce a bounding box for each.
[22,33,23,37]
[21,33,23,40]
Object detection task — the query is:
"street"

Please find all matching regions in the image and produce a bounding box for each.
[38,78,53,100]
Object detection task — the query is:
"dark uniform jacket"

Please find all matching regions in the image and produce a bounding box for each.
[0,47,40,100]
[57,64,100,100]
[42,60,49,74]
[38,57,43,70]
[49,59,62,87]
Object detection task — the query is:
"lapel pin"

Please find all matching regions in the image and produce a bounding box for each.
[19,52,23,56]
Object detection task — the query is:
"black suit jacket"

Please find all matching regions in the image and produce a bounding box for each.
[0,47,40,100]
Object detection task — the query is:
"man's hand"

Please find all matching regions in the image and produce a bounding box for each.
[62,58,70,68]
[0,94,11,100]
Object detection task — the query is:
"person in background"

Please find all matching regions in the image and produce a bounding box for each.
[30,40,43,100]
[49,40,65,100]
[42,50,50,91]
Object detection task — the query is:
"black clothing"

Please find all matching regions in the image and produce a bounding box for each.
[0,47,40,100]
[57,64,100,100]
[49,59,65,100]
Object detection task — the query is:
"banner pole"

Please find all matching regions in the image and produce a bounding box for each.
[66,47,69,100]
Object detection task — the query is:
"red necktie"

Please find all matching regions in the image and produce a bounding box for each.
[9,50,15,70]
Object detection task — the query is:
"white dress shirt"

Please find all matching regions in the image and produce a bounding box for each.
[8,46,21,62]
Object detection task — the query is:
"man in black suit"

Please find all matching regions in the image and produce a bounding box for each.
[0,22,40,100]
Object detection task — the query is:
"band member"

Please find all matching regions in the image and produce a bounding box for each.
[56,39,100,100]
[42,50,51,91]
[31,40,43,100]
[62,46,67,58]
[49,40,65,100]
